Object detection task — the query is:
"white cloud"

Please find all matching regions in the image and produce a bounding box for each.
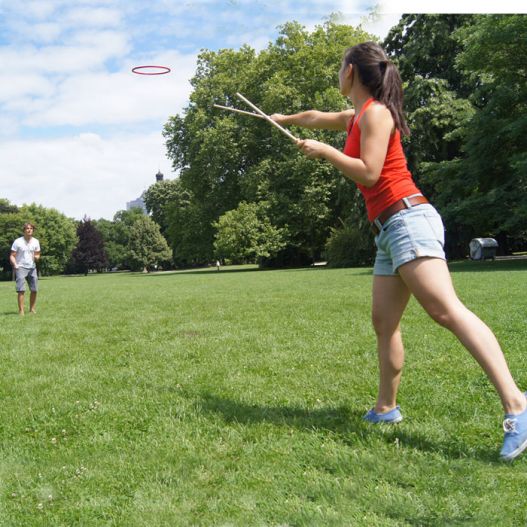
[0,73,55,103]
[19,51,195,127]
[63,7,123,27]
[1,132,175,220]
[0,32,129,76]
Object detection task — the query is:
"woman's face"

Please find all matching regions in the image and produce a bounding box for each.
[339,60,352,96]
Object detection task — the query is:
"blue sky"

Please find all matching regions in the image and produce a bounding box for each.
[0,1,522,220]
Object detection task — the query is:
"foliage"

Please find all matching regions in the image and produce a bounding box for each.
[69,217,108,274]
[325,222,375,268]
[384,14,527,257]
[0,198,19,214]
[383,15,477,190]
[0,209,28,279]
[213,201,287,264]
[20,203,78,276]
[0,200,77,278]
[163,21,374,267]
[94,208,146,270]
[143,178,184,240]
[128,215,172,272]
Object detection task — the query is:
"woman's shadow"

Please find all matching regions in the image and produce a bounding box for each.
[197,392,498,463]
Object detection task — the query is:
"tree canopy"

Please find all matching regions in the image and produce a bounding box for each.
[163,20,373,266]
[385,14,527,255]
[69,217,108,274]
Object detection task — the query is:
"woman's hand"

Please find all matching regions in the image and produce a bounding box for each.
[296,139,329,159]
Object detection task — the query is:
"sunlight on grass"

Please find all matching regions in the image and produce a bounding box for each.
[0,260,526,525]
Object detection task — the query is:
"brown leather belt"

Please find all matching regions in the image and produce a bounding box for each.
[371,195,429,235]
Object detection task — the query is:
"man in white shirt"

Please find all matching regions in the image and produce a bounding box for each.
[10,223,41,315]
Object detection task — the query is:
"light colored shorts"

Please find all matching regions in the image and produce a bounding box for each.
[373,203,446,276]
[15,267,38,292]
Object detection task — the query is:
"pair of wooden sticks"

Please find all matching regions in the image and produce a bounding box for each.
[213,92,298,142]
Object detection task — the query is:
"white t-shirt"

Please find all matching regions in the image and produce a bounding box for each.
[11,236,41,269]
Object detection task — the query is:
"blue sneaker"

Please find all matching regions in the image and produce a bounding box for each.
[363,406,403,424]
[500,396,527,461]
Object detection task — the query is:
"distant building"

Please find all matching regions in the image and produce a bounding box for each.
[126,194,147,213]
[126,170,164,214]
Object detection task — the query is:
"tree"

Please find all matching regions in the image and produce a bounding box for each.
[213,201,287,265]
[20,203,78,276]
[0,200,77,278]
[70,217,108,274]
[0,198,18,214]
[163,20,374,267]
[383,15,477,193]
[128,216,172,272]
[94,208,146,270]
[143,178,183,239]
[0,207,27,279]
[407,15,527,255]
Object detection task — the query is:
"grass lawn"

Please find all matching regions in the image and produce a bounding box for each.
[0,259,526,526]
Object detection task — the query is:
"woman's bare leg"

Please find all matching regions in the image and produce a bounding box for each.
[372,274,411,413]
[398,257,526,415]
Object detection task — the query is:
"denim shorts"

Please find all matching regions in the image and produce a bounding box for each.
[373,203,446,276]
[15,267,38,292]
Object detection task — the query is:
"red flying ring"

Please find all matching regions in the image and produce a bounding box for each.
[132,65,171,75]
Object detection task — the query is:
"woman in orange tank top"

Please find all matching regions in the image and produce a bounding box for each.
[271,41,527,460]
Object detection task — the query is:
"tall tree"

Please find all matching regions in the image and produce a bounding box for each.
[128,216,172,272]
[415,15,527,255]
[94,208,145,270]
[0,208,27,280]
[383,15,477,191]
[0,198,18,214]
[143,178,190,243]
[163,20,373,266]
[0,201,77,278]
[20,203,78,276]
[70,217,108,275]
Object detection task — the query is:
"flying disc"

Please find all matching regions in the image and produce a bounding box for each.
[132,65,171,75]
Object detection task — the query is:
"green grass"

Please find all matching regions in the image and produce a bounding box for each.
[1,259,527,526]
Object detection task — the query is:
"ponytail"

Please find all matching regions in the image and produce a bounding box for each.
[379,60,409,136]
[344,42,409,136]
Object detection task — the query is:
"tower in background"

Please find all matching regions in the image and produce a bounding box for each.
[126,170,165,213]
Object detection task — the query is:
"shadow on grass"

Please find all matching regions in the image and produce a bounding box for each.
[198,392,499,463]
[127,267,265,278]
[448,258,527,274]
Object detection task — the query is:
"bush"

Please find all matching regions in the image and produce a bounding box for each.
[324,224,375,268]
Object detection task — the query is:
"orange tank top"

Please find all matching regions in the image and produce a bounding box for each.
[343,98,421,221]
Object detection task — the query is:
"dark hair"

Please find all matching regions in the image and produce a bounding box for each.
[23,222,35,230]
[344,42,409,136]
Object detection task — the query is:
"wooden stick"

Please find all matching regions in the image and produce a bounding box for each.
[235,92,299,142]
[213,103,265,119]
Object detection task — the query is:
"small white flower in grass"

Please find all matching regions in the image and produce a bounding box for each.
[51,437,57,444]
[37,503,43,510]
